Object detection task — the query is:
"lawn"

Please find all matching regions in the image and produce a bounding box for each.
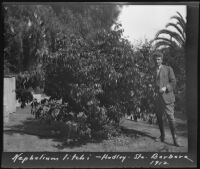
[4,106,188,152]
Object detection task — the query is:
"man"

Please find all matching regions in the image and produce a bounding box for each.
[153,51,180,147]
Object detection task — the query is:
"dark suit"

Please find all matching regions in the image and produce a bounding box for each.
[154,64,178,142]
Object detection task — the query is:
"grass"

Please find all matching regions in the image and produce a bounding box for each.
[4,106,188,152]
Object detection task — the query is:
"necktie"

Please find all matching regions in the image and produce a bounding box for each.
[156,67,160,77]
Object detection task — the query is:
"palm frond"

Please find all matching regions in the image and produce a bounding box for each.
[153,38,178,49]
[176,22,186,39]
[155,29,185,47]
[153,37,173,44]
[176,11,186,23]
[165,22,185,41]
[153,12,186,50]
[154,41,175,49]
[170,15,186,31]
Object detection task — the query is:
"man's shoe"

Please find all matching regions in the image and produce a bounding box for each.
[168,120,181,147]
[173,137,181,147]
[174,141,180,147]
[160,136,165,142]
[155,135,165,142]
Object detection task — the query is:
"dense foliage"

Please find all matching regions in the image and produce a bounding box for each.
[40,28,159,139]
[3,4,121,73]
[4,4,186,140]
[15,70,45,107]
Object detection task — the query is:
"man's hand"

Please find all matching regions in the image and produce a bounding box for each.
[161,86,167,92]
[159,87,167,93]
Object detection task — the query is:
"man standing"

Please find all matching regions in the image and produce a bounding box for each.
[153,51,180,147]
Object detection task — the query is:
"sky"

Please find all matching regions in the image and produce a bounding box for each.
[117,5,186,45]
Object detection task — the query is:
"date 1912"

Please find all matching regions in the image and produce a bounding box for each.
[150,160,169,166]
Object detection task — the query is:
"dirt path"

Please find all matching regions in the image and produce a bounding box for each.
[3,106,187,152]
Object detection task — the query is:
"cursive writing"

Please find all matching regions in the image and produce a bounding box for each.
[95,154,126,163]
[12,153,59,164]
[151,153,194,162]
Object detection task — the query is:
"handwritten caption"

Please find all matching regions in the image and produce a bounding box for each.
[11,153,194,166]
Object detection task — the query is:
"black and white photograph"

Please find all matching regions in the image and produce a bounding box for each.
[2,2,198,168]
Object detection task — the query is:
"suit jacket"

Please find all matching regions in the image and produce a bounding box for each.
[155,64,176,104]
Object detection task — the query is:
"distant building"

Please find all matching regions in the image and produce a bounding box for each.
[4,74,16,123]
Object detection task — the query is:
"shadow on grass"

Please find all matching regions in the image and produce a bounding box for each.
[4,112,188,150]
[120,126,157,140]
[4,117,106,149]
[120,116,188,139]
[4,119,65,139]
[176,122,188,137]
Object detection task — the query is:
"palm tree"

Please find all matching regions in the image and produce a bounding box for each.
[153,11,186,49]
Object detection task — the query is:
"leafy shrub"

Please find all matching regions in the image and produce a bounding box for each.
[41,26,160,138]
[16,89,33,108]
[31,98,91,140]
[32,24,184,139]
[16,70,44,108]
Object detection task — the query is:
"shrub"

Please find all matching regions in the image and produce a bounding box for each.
[42,27,159,137]
[16,70,44,108]
[34,26,184,139]
[16,89,33,108]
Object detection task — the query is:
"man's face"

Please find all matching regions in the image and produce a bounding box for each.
[155,57,163,67]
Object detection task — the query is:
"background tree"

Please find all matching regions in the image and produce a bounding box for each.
[3,4,122,106]
[153,11,186,49]
[3,4,122,74]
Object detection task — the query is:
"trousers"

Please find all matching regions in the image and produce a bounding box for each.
[155,94,176,136]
